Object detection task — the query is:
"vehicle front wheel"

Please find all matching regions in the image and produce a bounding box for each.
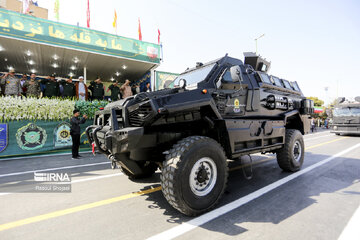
[276,129,304,172]
[161,136,228,216]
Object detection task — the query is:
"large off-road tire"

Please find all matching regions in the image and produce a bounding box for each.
[276,129,304,172]
[120,161,158,179]
[161,136,228,216]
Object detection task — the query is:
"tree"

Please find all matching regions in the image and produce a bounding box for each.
[307,96,324,107]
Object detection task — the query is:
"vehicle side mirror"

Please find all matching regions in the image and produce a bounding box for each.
[178,79,187,89]
[230,65,243,83]
[337,97,345,104]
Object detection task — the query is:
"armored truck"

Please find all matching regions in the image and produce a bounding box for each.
[86,53,313,216]
[331,97,360,135]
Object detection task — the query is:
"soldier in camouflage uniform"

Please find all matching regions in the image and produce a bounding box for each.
[0,69,21,96]
[24,73,41,98]
[41,74,60,98]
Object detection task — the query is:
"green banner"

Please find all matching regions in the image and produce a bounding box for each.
[0,9,160,63]
[0,120,92,159]
[155,71,179,90]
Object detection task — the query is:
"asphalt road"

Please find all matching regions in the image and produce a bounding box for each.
[0,130,359,240]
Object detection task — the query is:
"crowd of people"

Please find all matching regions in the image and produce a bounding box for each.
[310,117,332,132]
[0,70,152,101]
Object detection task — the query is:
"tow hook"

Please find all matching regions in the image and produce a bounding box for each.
[108,155,117,169]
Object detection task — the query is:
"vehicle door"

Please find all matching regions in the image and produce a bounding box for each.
[215,66,248,118]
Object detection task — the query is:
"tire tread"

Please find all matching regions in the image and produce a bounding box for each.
[161,136,228,216]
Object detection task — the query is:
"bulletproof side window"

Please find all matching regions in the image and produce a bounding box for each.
[271,76,284,87]
[220,68,233,83]
[257,72,272,84]
[217,66,250,91]
[216,68,232,88]
[282,79,293,90]
[291,81,301,91]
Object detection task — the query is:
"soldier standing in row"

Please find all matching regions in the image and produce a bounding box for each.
[107,81,122,101]
[61,78,76,98]
[24,73,41,98]
[20,74,28,97]
[0,69,21,96]
[89,77,104,101]
[144,82,152,92]
[120,79,133,99]
[42,74,60,98]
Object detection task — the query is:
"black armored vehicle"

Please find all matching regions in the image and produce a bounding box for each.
[86,53,313,216]
[331,97,360,135]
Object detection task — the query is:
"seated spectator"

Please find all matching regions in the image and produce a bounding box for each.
[41,74,60,98]
[89,76,105,101]
[24,73,41,98]
[0,69,21,96]
[75,76,88,101]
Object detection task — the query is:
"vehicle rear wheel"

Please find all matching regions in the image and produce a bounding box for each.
[335,133,341,136]
[276,129,304,172]
[161,136,228,216]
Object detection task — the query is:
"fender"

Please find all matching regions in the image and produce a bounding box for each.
[282,110,306,134]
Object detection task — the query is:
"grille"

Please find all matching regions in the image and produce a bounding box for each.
[129,103,153,127]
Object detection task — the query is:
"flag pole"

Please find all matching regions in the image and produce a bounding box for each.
[160,43,164,62]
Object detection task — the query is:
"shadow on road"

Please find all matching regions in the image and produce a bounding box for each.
[139,152,360,237]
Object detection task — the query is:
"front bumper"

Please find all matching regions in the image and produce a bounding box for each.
[330,124,360,135]
[86,125,157,155]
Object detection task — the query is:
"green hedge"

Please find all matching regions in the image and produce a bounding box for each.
[0,96,107,122]
[74,100,108,118]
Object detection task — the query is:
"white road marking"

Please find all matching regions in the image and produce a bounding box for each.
[0,151,92,161]
[0,162,109,178]
[71,172,123,183]
[305,134,333,141]
[338,204,360,240]
[304,131,331,138]
[147,142,360,240]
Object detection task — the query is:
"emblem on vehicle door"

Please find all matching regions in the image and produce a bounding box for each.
[234,99,241,113]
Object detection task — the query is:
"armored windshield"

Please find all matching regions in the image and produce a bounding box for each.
[175,63,216,88]
[333,107,360,116]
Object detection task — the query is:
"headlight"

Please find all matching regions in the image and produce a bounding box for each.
[334,126,337,130]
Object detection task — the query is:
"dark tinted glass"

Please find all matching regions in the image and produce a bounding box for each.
[272,76,283,87]
[282,80,293,89]
[259,73,272,84]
